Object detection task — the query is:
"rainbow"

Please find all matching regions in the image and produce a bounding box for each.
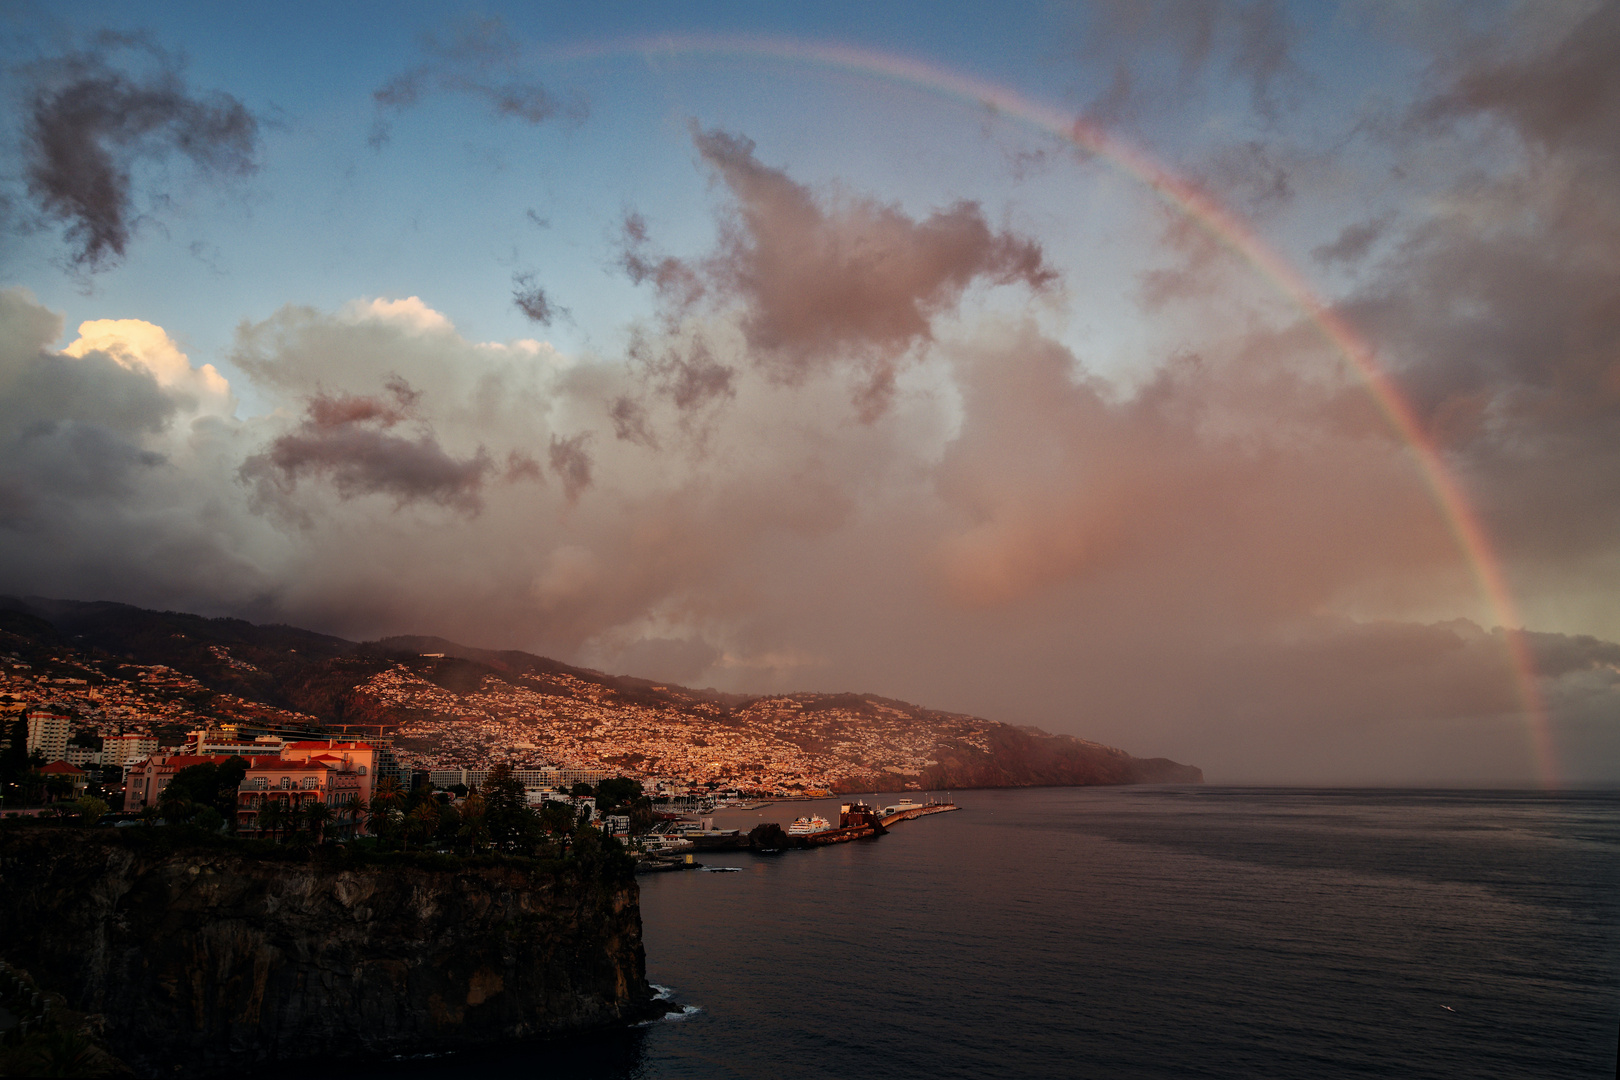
[557,34,1554,785]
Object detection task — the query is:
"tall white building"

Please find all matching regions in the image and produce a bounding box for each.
[25,711,69,762]
[103,734,159,772]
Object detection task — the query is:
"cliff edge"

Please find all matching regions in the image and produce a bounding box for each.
[0,826,655,1077]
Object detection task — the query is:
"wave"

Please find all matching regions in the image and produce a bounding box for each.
[638,1003,702,1027]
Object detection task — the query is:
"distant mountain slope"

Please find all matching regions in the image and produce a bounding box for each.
[0,597,1201,789]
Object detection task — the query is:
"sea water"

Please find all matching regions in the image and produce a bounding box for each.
[381,787,1620,1079]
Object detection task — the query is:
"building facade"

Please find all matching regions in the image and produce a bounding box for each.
[103,735,159,772]
[25,712,69,761]
[235,757,365,837]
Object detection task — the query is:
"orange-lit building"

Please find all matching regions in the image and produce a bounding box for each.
[277,741,377,806]
[234,753,368,837]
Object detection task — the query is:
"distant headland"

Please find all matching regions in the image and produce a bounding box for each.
[0,595,1202,801]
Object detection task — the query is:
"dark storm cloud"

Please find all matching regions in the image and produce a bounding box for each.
[370,16,584,148]
[0,291,180,520]
[1415,2,1620,165]
[239,379,494,515]
[548,432,593,503]
[1336,1,1620,564]
[19,33,259,270]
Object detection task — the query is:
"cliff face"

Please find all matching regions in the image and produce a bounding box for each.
[0,828,654,1077]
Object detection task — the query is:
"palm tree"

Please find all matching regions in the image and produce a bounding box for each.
[302,800,333,844]
[456,789,489,854]
[339,796,367,839]
[258,798,286,843]
[407,801,439,850]
[369,777,405,848]
[372,777,403,811]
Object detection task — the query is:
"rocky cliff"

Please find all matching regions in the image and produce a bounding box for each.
[0,826,655,1077]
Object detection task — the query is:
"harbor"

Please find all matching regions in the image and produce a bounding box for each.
[635,793,959,872]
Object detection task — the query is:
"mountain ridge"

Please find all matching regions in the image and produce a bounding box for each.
[0,596,1202,791]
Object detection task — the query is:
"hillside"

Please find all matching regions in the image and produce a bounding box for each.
[0,597,1201,792]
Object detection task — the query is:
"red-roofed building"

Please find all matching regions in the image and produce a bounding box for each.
[38,760,87,799]
[279,741,377,806]
[235,755,366,838]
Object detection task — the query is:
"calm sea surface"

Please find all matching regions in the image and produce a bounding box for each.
[383,787,1620,1079]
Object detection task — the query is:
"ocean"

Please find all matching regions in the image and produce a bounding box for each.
[384,787,1620,1079]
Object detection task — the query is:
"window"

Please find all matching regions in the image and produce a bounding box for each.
[302,776,320,790]
[279,777,292,790]
[357,765,367,776]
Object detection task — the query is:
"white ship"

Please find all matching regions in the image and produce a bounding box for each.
[786,814,833,836]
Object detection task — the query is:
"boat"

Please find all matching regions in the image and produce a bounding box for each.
[785,814,833,836]
[702,866,741,873]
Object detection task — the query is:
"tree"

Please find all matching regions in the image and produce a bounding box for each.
[163,763,220,816]
[370,777,405,847]
[539,800,578,854]
[215,757,250,822]
[0,717,27,786]
[628,796,656,836]
[74,795,109,824]
[595,776,643,813]
[192,805,225,833]
[456,789,489,853]
[258,798,286,843]
[484,764,539,853]
[44,772,74,804]
[570,781,595,798]
[407,801,439,850]
[302,800,333,844]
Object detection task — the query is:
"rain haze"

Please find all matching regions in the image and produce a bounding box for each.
[3,0,1619,786]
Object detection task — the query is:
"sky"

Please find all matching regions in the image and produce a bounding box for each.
[1,1,1617,785]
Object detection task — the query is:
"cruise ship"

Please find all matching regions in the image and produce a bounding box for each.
[785,814,833,836]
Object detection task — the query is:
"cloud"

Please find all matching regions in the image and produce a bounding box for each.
[1414,2,1620,165]
[18,32,258,269]
[370,16,584,147]
[62,317,232,411]
[1330,2,1620,589]
[1077,0,1300,126]
[0,289,271,612]
[615,328,736,432]
[621,126,1054,420]
[1312,216,1392,266]
[548,432,593,503]
[238,378,496,517]
[511,272,563,325]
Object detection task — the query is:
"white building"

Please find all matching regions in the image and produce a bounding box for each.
[25,712,68,761]
[103,734,159,771]
[185,729,285,758]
